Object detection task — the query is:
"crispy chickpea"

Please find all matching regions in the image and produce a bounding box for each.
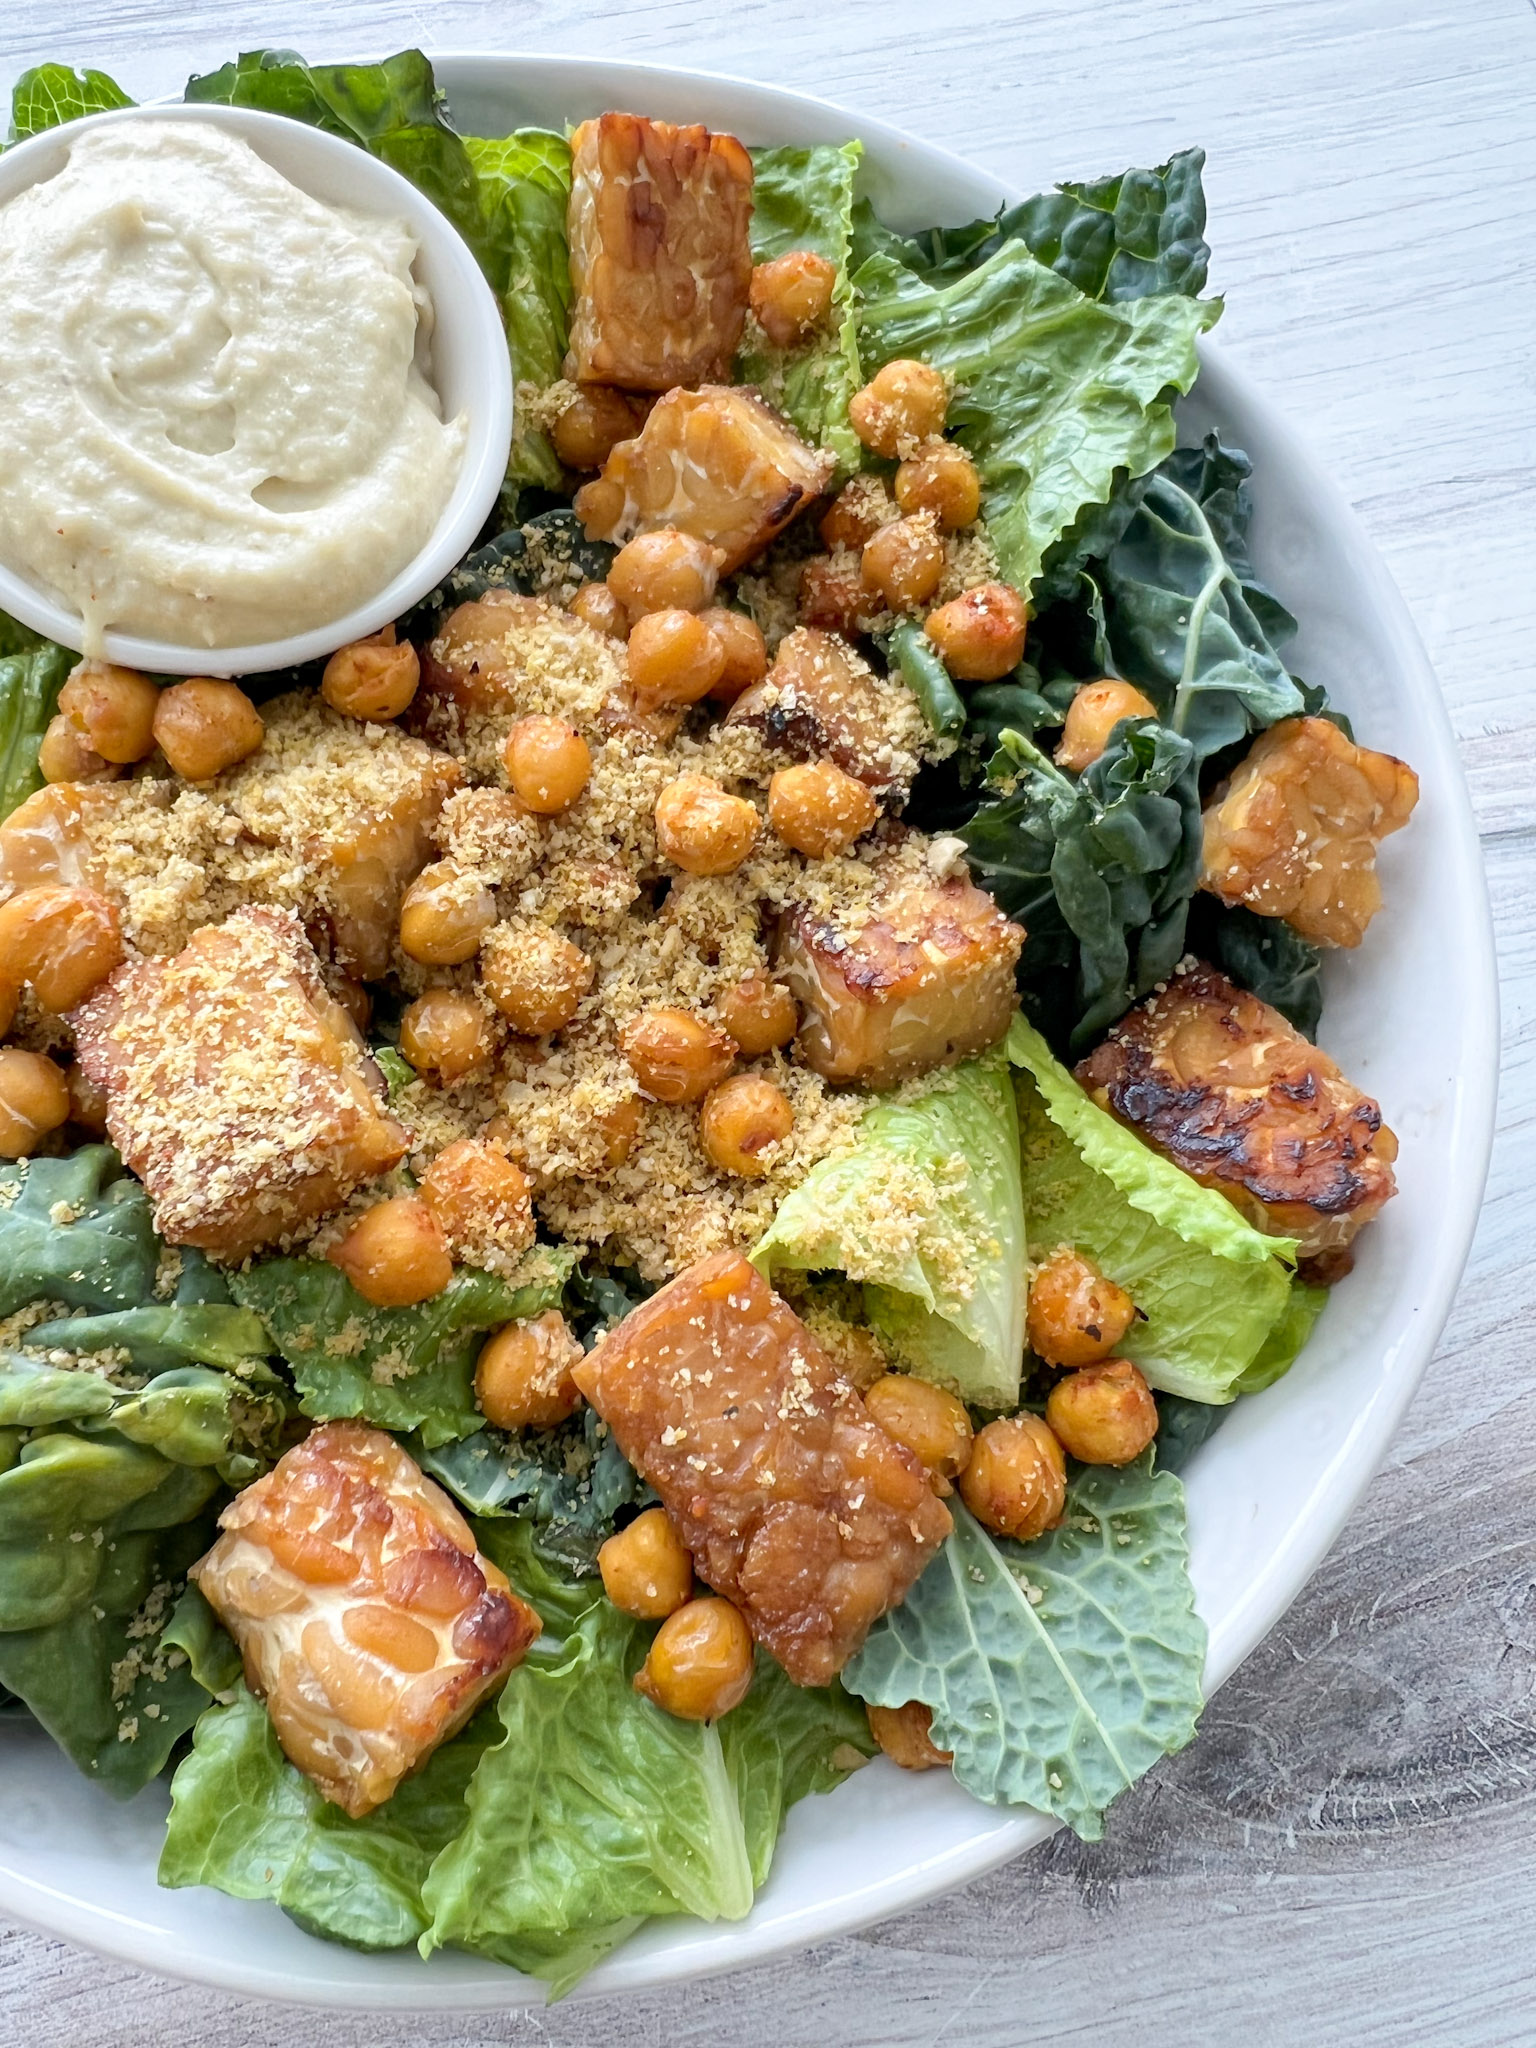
[569,579,629,641]
[819,478,894,553]
[702,609,769,702]
[959,1414,1067,1542]
[749,248,838,348]
[1026,1247,1137,1368]
[624,1006,737,1104]
[768,760,879,859]
[626,609,726,710]
[698,1073,794,1177]
[861,515,944,612]
[924,581,1028,682]
[1055,679,1159,773]
[420,1138,532,1251]
[863,1374,973,1492]
[152,678,264,780]
[848,358,949,459]
[399,987,496,1082]
[634,1596,754,1721]
[398,860,496,967]
[715,973,797,1056]
[66,1061,110,1136]
[503,714,592,815]
[37,714,118,785]
[480,923,592,1038]
[608,529,723,619]
[598,1506,694,1620]
[797,554,866,638]
[867,1701,952,1771]
[474,1310,584,1430]
[895,440,981,529]
[0,885,123,1012]
[0,1048,70,1158]
[0,976,13,1041]
[320,627,420,722]
[58,662,159,763]
[1046,1359,1159,1467]
[597,1092,645,1168]
[655,773,760,877]
[551,384,644,470]
[329,1198,453,1307]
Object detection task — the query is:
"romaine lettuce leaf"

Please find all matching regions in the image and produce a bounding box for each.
[721,1654,874,1884]
[844,1472,1204,1840]
[737,143,864,479]
[753,1052,1027,1409]
[8,63,132,140]
[0,1149,159,1319]
[1007,1016,1298,1401]
[1233,1279,1329,1396]
[0,640,74,823]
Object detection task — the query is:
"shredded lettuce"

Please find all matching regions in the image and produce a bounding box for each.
[753,1052,1027,1409]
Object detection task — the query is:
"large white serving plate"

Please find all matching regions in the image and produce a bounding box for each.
[0,52,1499,2010]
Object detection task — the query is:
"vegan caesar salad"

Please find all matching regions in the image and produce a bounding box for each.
[0,48,1417,1993]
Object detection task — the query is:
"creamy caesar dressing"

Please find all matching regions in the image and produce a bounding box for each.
[0,119,468,651]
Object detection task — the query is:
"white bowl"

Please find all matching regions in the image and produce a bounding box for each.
[0,103,512,676]
[0,53,1499,2008]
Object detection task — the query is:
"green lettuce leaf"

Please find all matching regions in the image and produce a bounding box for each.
[228,1253,571,1447]
[23,1304,272,1373]
[1007,1015,1297,1400]
[853,242,1217,595]
[844,1473,1204,1839]
[753,1052,1026,1409]
[8,63,133,140]
[737,143,864,479]
[0,1149,159,1318]
[1233,1279,1329,1396]
[721,1655,875,1884]
[0,640,74,823]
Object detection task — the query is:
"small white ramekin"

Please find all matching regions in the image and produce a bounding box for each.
[0,103,513,675]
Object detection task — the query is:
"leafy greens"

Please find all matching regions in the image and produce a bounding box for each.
[0,639,74,823]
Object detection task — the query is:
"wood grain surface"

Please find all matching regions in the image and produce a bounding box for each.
[1,2,1532,2041]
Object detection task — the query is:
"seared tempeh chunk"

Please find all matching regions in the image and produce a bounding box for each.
[73,907,407,1259]
[572,1250,951,1685]
[195,1422,540,1816]
[566,114,754,389]
[1075,960,1398,1260]
[727,627,926,794]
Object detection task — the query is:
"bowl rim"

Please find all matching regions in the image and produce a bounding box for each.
[0,100,512,676]
[0,47,1501,2010]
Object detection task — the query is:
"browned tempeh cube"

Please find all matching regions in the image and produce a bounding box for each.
[1075,960,1399,1261]
[566,113,754,389]
[72,907,407,1259]
[727,627,925,793]
[574,386,834,573]
[194,1422,540,1816]
[572,1250,952,1685]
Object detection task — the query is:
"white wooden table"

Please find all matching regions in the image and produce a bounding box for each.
[2,3,1532,2041]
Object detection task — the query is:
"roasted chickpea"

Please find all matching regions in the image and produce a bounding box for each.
[420,1138,533,1254]
[66,1061,110,1136]
[702,609,769,702]
[1055,679,1159,773]
[863,1374,973,1492]
[598,1506,694,1620]
[551,384,644,470]
[329,1198,453,1308]
[0,884,123,1012]
[849,358,949,459]
[895,440,981,529]
[626,608,726,710]
[797,554,867,637]
[810,1316,888,1390]
[749,248,838,347]
[569,579,629,641]
[0,1048,70,1158]
[924,581,1029,682]
[819,477,894,553]
[634,1596,754,1721]
[1026,1248,1137,1368]
[597,1092,645,1168]
[399,987,496,1082]
[480,922,592,1038]
[37,715,118,785]
[1046,1359,1159,1467]
[767,760,879,859]
[58,662,159,763]
[398,860,497,967]
[321,627,420,722]
[655,773,760,877]
[624,1006,737,1104]
[328,977,373,1035]
[959,1414,1067,1542]
[0,976,13,1041]
[699,1074,794,1177]
[608,529,723,619]
[152,678,264,780]
[860,515,944,611]
[474,1310,584,1430]
[503,714,592,815]
[867,1701,952,1771]
[715,973,797,1056]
